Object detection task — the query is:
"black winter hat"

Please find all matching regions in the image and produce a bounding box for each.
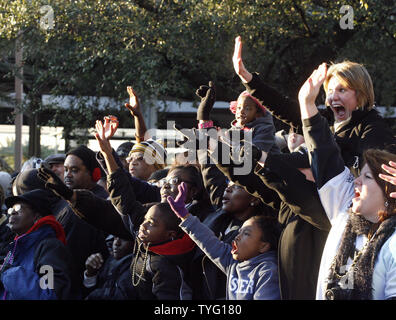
[148,168,169,183]
[66,145,101,181]
[13,168,46,196]
[44,153,66,165]
[116,142,134,158]
[5,189,53,216]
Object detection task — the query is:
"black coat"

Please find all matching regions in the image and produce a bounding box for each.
[85,254,137,300]
[53,199,109,299]
[130,236,195,300]
[69,168,208,300]
[244,73,395,176]
[215,151,331,300]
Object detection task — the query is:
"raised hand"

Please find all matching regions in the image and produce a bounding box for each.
[125,86,142,118]
[95,116,118,155]
[37,167,74,200]
[102,115,119,139]
[379,161,396,198]
[167,182,190,219]
[196,81,216,121]
[232,36,253,83]
[298,63,327,107]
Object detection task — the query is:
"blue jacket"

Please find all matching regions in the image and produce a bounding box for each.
[0,216,72,300]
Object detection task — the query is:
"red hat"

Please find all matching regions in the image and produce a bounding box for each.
[229,91,267,114]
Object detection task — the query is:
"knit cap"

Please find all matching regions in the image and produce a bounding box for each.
[116,141,134,158]
[127,139,167,170]
[66,145,102,182]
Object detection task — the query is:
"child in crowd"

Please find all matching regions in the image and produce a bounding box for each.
[125,202,195,300]
[195,82,280,154]
[83,236,137,300]
[168,182,281,300]
[228,91,280,154]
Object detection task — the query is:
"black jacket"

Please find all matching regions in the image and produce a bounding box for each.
[130,236,195,300]
[85,254,137,300]
[53,199,109,299]
[69,167,202,300]
[215,151,331,300]
[244,73,395,176]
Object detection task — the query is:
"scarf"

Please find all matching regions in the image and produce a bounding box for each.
[327,212,396,299]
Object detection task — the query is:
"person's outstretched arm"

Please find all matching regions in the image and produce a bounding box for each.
[298,63,354,222]
[125,86,147,143]
[167,183,234,274]
[233,36,302,133]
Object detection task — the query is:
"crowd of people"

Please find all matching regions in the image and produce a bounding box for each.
[0,36,395,300]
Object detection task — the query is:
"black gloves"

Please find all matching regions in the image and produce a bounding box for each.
[37,167,74,201]
[196,81,216,121]
[174,123,209,150]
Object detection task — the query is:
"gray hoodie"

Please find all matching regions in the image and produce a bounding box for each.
[230,113,281,154]
[180,215,280,300]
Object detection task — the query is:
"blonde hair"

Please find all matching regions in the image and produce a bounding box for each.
[323,61,374,110]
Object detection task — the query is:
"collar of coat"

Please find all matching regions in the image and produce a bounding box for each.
[147,233,195,256]
[15,215,66,245]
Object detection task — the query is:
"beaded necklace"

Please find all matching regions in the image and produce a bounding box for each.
[131,240,150,287]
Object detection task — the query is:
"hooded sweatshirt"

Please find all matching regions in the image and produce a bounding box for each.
[230,114,281,155]
[0,216,72,300]
[180,214,280,300]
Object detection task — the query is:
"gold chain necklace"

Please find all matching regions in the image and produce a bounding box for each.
[131,240,150,287]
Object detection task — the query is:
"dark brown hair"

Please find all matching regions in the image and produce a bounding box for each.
[363,149,396,222]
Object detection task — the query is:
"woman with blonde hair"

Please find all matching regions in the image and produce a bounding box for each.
[233,36,395,176]
[298,62,396,300]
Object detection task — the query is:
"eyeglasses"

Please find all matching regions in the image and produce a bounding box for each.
[7,204,23,215]
[158,177,194,187]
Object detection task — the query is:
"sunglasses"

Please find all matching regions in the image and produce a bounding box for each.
[158,177,194,188]
[7,203,23,215]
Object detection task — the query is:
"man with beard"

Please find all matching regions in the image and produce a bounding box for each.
[64,145,108,199]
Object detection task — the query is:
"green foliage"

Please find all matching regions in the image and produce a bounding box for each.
[0,136,57,170]
[0,0,395,135]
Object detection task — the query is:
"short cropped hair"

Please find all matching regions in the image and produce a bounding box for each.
[154,202,184,237]
[250,215,281,250]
